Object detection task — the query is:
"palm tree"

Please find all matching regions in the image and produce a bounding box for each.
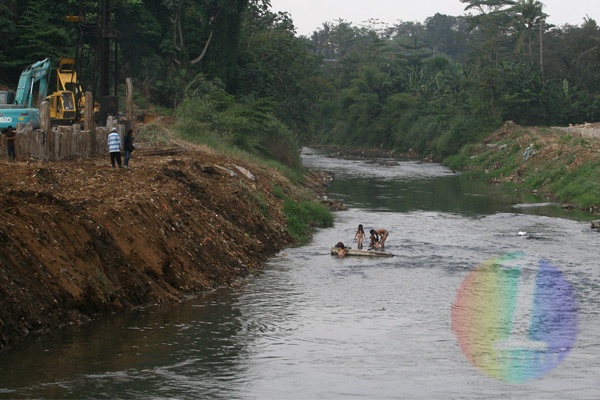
[513,0,546,64]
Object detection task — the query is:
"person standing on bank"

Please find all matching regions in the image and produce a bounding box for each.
[4,125,16,162]
[107,127,122,168]
[123,129,135,167]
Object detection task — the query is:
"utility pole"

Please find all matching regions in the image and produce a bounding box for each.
[97,0,118,122]
[539,17,544,80]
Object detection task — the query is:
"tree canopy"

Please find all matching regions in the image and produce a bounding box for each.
[2,0,600,162]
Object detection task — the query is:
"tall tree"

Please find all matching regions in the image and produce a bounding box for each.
[460,0,519,118]
[237,1,322,141]
[460,0,518,63]
[0,1,17,79]
[512,0,546,63]
[424,14,470,61]
[113,0,166,101]
[6,0,72,69]
[155,0,249,104]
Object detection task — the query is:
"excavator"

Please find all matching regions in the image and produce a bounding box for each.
[0,58,51,129]
[0,57,94,129]
[46,57,92,125]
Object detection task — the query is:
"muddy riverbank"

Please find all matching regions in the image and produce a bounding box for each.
[0,144,324,351]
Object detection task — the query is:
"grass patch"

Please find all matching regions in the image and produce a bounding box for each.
[136,123,171,144]
[447,124,600,210]
[271,185,286,200]
[284,198,333,245]
[549,161,600,207]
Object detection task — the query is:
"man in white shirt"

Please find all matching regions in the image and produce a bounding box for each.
[107,127,122,168]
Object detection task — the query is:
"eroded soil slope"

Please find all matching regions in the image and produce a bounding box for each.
[0,147,296,350]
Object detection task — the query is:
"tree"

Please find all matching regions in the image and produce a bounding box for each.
[460,0,518,63]
[161,0,248,86]
[424,14,470,61]
[459,0,521,118]
[511,0,546,65]
[114,0,166,101]
[390,21,425,50]
[237,2,323,142]
[7,1,72,69]
[0,1,17,79]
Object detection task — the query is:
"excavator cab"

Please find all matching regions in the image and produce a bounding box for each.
[47,91,77,124]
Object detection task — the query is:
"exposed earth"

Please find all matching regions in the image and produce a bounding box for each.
[1,120,598,351]
[0,132,328,351]
[472,121,600,209]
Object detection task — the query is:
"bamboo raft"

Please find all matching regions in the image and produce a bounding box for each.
[330,247,395,257]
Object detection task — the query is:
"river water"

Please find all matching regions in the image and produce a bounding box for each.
[0,148,598,399]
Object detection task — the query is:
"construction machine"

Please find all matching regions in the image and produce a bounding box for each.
[0,57,95,129]
[46,57,92,124]
[47,89,77,124]
[0,58,51,129]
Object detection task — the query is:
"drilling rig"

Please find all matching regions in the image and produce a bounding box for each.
[67,0,119,125]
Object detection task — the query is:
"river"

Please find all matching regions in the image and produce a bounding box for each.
[0,148,598,399]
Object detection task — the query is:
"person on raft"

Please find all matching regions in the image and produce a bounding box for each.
[369,228,389,248]
[354,224,365,248]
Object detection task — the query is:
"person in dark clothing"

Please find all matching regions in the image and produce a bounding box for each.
[4,125,16,162]
[369,230,380,248]
[123,129,135,167]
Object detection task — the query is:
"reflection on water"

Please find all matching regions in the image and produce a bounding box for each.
[0,148,598,399]
[0,291,249,399]
[302,147,596,220]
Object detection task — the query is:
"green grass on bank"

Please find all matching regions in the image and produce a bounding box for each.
[272,184,334,245]
[542,161,600,208]
[138,119,333,245]
[283,197,333,245]
[444,128,600,209]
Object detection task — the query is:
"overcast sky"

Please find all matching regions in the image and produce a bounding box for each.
[270,0,598,36]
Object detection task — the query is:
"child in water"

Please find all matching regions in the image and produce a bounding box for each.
[334,242,349,257]
[354,224,365,248]
[369,230,380,249]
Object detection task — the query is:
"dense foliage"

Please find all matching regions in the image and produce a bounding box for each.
[307,1,600,158]
[2,0,600,161]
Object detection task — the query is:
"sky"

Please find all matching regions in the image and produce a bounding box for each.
[270,0,598,36]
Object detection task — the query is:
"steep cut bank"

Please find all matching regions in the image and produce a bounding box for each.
[0,148,306,351]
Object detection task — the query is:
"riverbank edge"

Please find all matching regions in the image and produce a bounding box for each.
[0,149,331,352]
[444,122,600,214]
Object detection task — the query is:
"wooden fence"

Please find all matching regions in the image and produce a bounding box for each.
[0,124,119,162]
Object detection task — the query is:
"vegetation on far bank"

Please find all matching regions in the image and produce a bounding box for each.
[445,123,600,210]
[4,1,600,162]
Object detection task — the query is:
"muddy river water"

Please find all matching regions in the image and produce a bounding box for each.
[0,148,598,399]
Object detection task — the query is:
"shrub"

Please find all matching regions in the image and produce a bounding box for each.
[284,198,333,245]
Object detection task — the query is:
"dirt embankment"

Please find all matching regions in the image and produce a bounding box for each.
[0,146,312,351]
[459,121,600,210]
